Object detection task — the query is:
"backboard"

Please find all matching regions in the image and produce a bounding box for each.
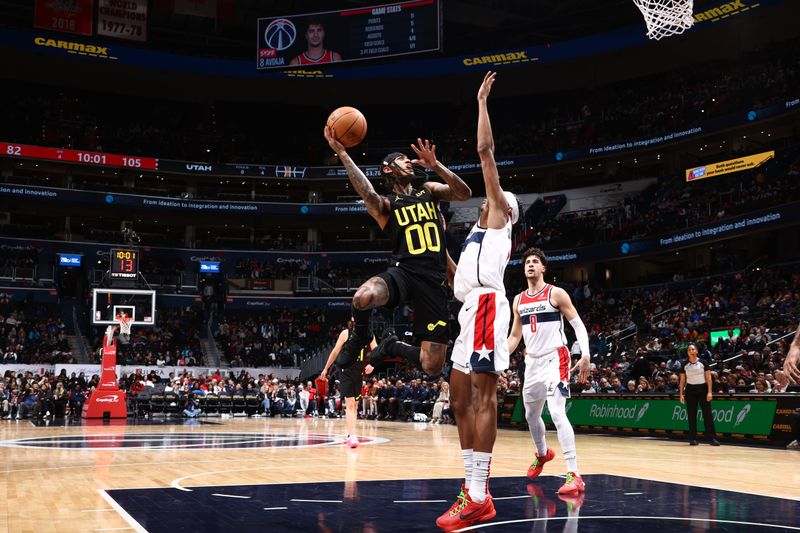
[92,288,156,326]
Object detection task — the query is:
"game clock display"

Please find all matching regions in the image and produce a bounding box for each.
[110,248,139,279]
[1,142,157,170]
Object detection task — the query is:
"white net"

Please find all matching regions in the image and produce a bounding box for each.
[116,316,132,344]
[632,0,694,40]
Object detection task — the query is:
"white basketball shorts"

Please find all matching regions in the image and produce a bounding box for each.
[451,288,510,374]
[522,346,572,401]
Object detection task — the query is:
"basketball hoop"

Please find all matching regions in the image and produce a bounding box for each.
[115,314,133,345]
[632,0,694,40]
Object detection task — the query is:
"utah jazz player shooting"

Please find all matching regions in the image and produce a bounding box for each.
[323,127,471,376]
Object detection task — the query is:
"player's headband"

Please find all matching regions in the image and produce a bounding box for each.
[381,152,405,172]
[381,151,427,181]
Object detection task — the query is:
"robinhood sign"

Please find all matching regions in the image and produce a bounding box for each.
[540,398,776,435]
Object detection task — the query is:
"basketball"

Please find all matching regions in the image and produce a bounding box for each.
[326,106,367,148]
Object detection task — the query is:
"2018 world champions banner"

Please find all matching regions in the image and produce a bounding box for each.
[34,0,93,36]
[256,0,440,70]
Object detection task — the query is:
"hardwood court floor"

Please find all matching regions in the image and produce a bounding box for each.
[0,417,798,532]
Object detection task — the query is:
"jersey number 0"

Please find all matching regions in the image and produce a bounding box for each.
[405,222,441,255]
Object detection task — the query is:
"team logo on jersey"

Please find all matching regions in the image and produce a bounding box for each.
[523,304,547,313]
[426,320,447,332]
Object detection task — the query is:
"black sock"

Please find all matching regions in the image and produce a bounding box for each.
[352,306,371,339]
[391,341,421,366]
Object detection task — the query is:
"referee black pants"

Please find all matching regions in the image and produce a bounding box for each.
[685,383,716,441]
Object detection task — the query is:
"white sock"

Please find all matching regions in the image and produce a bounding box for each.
[566,459,579,475]
[469,452,492,503]
[461,448,473,487]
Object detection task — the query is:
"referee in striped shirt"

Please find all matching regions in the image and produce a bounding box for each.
[679,344,721,446]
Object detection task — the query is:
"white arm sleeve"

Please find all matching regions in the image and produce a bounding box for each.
[568,315,590,360]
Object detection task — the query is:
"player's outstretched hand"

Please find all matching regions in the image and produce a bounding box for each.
[477,71,497,101]
[410,138,437,168]
[324,125,346,155]
[570,357,591,384]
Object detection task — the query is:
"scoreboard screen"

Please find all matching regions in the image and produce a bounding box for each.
[1,142,157,170]
[109,248,139,279]
[257,0,440,70]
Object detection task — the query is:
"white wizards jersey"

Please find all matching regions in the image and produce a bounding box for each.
[454,221,512,302]
[518,284,568,356]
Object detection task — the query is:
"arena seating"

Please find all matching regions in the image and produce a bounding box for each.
[1,36,797,165]
[214,308,348,368]
[513,143,800,252]
[89,308,203,366]
[0,305,74,365]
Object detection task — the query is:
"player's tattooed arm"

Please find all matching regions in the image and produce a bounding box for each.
[341,152,387,218]
[428,162,472,202]
[324,126,389,223]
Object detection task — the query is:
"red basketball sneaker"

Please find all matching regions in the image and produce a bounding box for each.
[436,484,467,530]
[557,472,586,495]
[436,491,496,531]
[527,448,555,479]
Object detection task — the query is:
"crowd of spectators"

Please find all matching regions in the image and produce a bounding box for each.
[2,258,797,423]
[90,307,203,366]
[0,306,74,365]
[232,257,308,280]
[538,262,800,398]
[118,367,463,423]
[214,307,348,368]
[1,368,91,420]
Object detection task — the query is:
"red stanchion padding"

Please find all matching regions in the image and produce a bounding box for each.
[83,331,127,419]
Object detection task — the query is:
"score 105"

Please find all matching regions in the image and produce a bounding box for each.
[77,152,144,168]
[110,248,139,279]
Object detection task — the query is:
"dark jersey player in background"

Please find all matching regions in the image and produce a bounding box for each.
[323,127,471,376]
